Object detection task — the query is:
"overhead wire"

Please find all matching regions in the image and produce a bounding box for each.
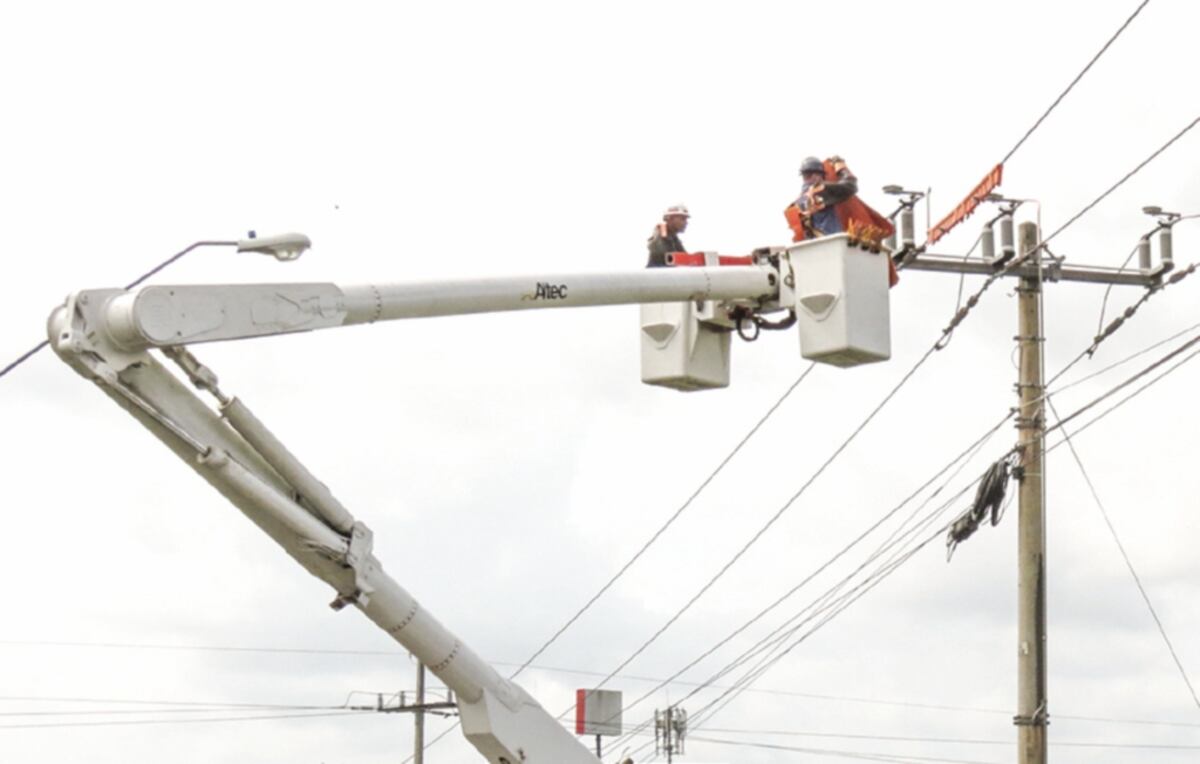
[0,709,370,730]
[694,725,1200,751]
[621,77,1200,762]
[1000,0,1154,165]
[680,316,1200,741]
[686,319,1200,735]
[1048,343,1200,448]
[682,503,964,736]
[402,367,823,763]
[1044,329,1200,438]
[608,461,996,754]
[1041,114,1200,246]
[600,415,1011,733]
[571,341,943,716]
[624,309,1200,738]
[512,364,818,678]
[687,734,1001,764]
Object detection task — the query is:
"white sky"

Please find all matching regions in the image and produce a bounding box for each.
[1,1,1199,763]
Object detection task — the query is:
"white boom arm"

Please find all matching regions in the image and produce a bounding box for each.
[47,263,782,764]
[89,267,777,351]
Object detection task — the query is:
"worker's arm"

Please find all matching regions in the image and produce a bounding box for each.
[646,227,675,268]
[818,166,858,206]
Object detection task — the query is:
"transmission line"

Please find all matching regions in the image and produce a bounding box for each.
[1000,0,1153,164]
[513,365,817,678]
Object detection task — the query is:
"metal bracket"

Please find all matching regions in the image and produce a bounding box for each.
[1013,703,1050,727]
[330,521,376,610]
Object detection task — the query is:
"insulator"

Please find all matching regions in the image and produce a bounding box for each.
[981,222,996,261]
[1137,235,1152,271]
[900,207,915,249]
[1000,216,1015,259]
[1160,227,1174,267]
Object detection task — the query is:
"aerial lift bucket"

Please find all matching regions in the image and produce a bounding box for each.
[789,233,891,367]
[639,299,732,391]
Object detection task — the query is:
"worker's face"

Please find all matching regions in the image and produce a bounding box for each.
[666,214,688,233]
[802,170,825,184]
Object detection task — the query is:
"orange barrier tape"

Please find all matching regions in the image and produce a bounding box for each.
[927,163,1003,245]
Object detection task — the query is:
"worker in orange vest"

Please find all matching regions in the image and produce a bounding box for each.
[785,156,898,286]
[646,204,690,268]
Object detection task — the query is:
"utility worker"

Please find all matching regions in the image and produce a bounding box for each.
[793,156,859,237]
[785,156,898,286]
[646,204,690,268]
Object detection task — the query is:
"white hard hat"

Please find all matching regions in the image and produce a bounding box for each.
[663,204,690,218]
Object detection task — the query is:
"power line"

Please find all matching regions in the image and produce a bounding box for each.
[0,709,370,730]
[689,735,1002,764]
[681,317,1200,741]
[1042,114,1200,245]
[698,725,1200,751]
[608,463,989,754]
[605,415,1010,734]
[1046,329,1200,437]
[1000,0,1154,165]
[573,343,942,713]
[23,652,1198,727]
[685,512,957,736]
[1048,397,1200,712]
[1049,344,1200,449]
[401,369,823,763]
[1044,319,1200,398]
[512,364,817,678]
[685,315,1200,732]
[0,239,236,382]
[0,694,337,711]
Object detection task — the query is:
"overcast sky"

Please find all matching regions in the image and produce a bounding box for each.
[1,1,1199,763]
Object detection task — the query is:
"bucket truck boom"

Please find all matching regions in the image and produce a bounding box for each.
[46,233,891,762]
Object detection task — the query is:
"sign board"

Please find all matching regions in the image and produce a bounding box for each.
[574,688,622,736]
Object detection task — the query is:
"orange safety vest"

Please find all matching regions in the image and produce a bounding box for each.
[785,159,899,287]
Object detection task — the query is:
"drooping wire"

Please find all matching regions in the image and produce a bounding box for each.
[1000,0,1154,165]
[1048,398,1200,713]
[1095,243,1142,337]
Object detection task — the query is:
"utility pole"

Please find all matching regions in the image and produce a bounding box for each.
[1015,221,1048,764]
[414,662,426,764]
[899,203,1179,764]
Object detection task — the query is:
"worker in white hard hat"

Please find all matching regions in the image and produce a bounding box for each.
[646,204,690,268]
